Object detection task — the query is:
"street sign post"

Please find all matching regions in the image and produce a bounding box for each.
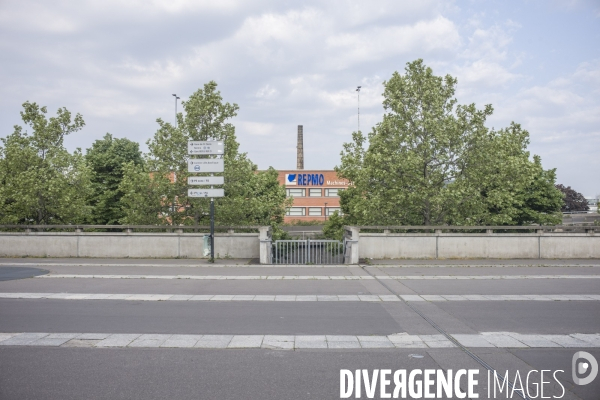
[188,141,224,155]
[187,140,225,263]
[188,176,224,185]
[188,188,225,198]
[188,159,224,173]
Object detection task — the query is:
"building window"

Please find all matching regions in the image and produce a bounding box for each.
[309,188,322,197]
[326,207,341,216]
[286,207,306,216]
[286,188,306,197]
[325,188,344,197]
[308,207,322,216]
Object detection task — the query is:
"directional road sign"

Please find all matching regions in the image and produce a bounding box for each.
[188,176,224,185]
[188,159,224,173]
[188,141,224,155]
[188,188,225,198]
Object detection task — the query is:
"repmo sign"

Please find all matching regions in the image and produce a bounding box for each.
[188,159,224,173]
[285,173,324,186]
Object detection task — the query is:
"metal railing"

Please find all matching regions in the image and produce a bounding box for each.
[272,239,345,264]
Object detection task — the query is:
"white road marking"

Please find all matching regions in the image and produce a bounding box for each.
[1,332,598,349]
[34,274,600,280]
[3,262,600,268]
[1,293,599,302]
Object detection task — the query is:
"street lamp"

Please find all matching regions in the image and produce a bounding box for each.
[356,86,361,133]
[171,94,180,224]
[172,94,180,126]
[324,202,328,221]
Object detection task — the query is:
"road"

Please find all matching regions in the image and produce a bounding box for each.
[0,258,599,399]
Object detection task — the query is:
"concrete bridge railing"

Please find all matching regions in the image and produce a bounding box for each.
[344,225,600,263]
[0,225,271,261]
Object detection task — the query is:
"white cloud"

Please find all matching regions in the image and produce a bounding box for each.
[0,0,598,194]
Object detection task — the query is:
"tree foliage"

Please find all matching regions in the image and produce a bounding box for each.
[0,102,91,224]
[85,133,143,224]
[555,184,589,212]
[322,210,344,241]
[119,81,290,234]
[336,60,562,226]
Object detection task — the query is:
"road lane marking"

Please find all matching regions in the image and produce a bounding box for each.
[2,293,600,301]
[0,332,598,349]
[4,293,600,301]
[33,274,600,280]
[3,262,600,268]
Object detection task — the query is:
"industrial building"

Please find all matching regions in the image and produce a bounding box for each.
[276,125,351,222]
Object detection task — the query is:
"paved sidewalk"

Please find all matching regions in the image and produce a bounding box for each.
[2,332,599,349]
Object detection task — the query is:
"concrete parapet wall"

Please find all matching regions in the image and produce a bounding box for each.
[358,233,600,259]
[0,232,259,259]
[541,235,600,259]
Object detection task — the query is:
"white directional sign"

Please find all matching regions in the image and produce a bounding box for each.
[188,159,224,173]
[188,176,224,185]
[188,141,224,155]
[188,188,225,198]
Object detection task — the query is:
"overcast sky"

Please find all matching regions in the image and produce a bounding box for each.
[1,0,598,195]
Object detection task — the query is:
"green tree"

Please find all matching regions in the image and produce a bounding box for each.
[85,133,143,224]
[512,156,562,225]
[322,210,344,241]
[0,102,91,224]
[119,81,290,234]
[337,60,560,226]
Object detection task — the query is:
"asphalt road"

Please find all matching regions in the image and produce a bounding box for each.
[1,258,599,399]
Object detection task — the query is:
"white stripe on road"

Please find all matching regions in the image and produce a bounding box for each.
[34,274,600,280]
[0,262,354,268]
[3,262,600,268]
[0,332,598,349]
[2,293,599,302]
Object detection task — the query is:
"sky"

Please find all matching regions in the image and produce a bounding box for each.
[1,0,599,196]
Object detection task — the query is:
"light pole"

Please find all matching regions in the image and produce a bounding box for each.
[356,86,361,133]
[172,94,180,126]
[171,94,180,225]
[324,202,328,221]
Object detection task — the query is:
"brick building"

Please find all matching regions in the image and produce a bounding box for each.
[277,170,349,222]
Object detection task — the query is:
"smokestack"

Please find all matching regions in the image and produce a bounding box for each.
[297,125,304,170]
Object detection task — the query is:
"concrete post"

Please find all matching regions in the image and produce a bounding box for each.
[344,226,360,264]
[258,226,272,264]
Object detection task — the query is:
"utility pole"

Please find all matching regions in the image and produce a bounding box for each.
[171,94,180,225]
[172,94,180,126]
[356,86,361,133]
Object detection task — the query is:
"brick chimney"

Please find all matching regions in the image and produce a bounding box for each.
[297,125,304,170]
